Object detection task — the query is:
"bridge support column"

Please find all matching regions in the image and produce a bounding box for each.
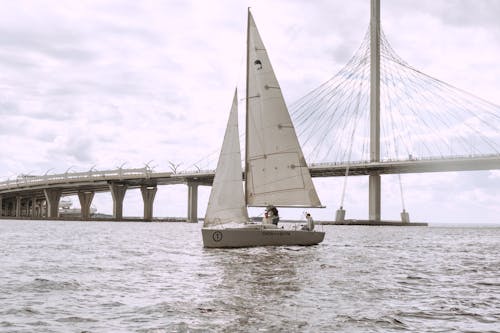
[369,174,381,221]
[335,206,346,222]
[369,0,381,222]
[141,186,157,221]
[42,200,47,218]
[78,191,95,220]
[187,183,198,223]
[401,209,410,223]
[44,189,62,219]
[15,196,21,217]
[31,197,38,217]
[110,183,127,220]
[9,199,15,217]
[0,195,3,217]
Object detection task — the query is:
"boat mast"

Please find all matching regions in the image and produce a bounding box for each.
[369,0,381,221]
[244,8,251,205]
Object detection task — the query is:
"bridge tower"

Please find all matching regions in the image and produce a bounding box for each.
[369,0,381,221]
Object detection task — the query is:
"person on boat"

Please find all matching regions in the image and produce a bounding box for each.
[266,205,279,225]
[262,211,271,224]
[302,213,314,231]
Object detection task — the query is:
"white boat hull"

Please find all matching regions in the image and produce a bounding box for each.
[201,226,325,248]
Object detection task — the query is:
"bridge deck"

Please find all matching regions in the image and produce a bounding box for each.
[1,155,499,197]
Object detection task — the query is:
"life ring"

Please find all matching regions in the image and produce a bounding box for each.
[212,231,223,242]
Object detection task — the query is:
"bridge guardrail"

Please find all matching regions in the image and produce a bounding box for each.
[0,167,156,191]
[2,153,499,192]
[308,153,500,168]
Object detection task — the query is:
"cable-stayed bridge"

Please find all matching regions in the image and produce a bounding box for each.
[1,1,499,223]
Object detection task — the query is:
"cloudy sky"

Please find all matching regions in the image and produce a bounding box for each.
[1,0,499,224]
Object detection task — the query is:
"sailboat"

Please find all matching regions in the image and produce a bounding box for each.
[201,10,325,248]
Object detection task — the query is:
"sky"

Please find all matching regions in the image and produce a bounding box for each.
[1,0,500,224]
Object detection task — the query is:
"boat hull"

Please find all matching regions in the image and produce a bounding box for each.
[201,227,325,248]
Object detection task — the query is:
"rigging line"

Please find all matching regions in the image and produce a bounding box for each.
[380,64,393,159]
[380,70,394,160]
[401,66,453,157]
[291,53,368,114]
[327,64,370,161]
[421,89,474,156]
[326,83,364,161]
[291,38,369,111]
[383,57,440,157]
[381,31,418,158]
[454,96,500,136]
[298,55,370,129]
[440,94,500,154]
[292,62,367,146]
[382,54,424,157]
[340,55,369,208]
[300,56,370,162]
[390,67,500,156]
[409,70,500,154]
[304,71,364,162]
[425,86,490,155]
[400,61,499,156]
[289,28,371,111]
[383,54,408,158]
[291,49,371,151]
[298,71,361,137]
[398,174,406,211]
[387,53,460,157]
[382,52,408,212]
[396,60,500,111]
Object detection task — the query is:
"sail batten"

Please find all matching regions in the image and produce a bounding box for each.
[244,11,322,208]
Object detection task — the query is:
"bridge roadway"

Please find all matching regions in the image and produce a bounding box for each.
[1,154,499,221]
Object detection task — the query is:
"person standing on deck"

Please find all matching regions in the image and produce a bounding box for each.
[302,213,314,231]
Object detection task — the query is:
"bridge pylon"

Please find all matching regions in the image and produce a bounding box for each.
[369,0,382,222]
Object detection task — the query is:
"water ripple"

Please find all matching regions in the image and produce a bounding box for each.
[0,220,499,332]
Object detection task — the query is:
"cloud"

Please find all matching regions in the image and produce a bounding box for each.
[0,0,498,223]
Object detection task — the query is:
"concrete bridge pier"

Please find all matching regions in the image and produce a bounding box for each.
[335,206,346,222]
[4,199,11,216]
[31,197,39,217]
[110,183,127,220]
[187,182,199,223]
[141,186,157,221]
[78,191,95,220]
[401,209,410,223]
[41,200,47,218]
[31,197,35,217]
[0,195,2,217]
[15,196,21,217]
[368,174,381,221]
[44,189,62,219]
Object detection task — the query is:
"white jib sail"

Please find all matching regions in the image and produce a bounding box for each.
[204,89,249,227]
[245,12,322,208]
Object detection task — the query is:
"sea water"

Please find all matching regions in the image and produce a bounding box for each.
[0,220,499,333]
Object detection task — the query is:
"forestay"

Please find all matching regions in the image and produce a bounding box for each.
[245,12,322,208]
[204,90,249,227]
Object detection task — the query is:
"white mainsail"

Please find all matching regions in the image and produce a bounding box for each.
[245,12,322,208]
[204,89,249,227]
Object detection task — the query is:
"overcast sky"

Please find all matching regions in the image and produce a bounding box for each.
[1,0,499,224]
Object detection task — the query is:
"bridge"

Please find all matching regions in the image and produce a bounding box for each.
[1,1,499,223]
[1,153,499,222]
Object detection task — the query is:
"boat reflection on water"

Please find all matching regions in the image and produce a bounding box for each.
[197,244,322,330]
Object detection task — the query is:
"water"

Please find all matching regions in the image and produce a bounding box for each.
[0,220,499,333]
